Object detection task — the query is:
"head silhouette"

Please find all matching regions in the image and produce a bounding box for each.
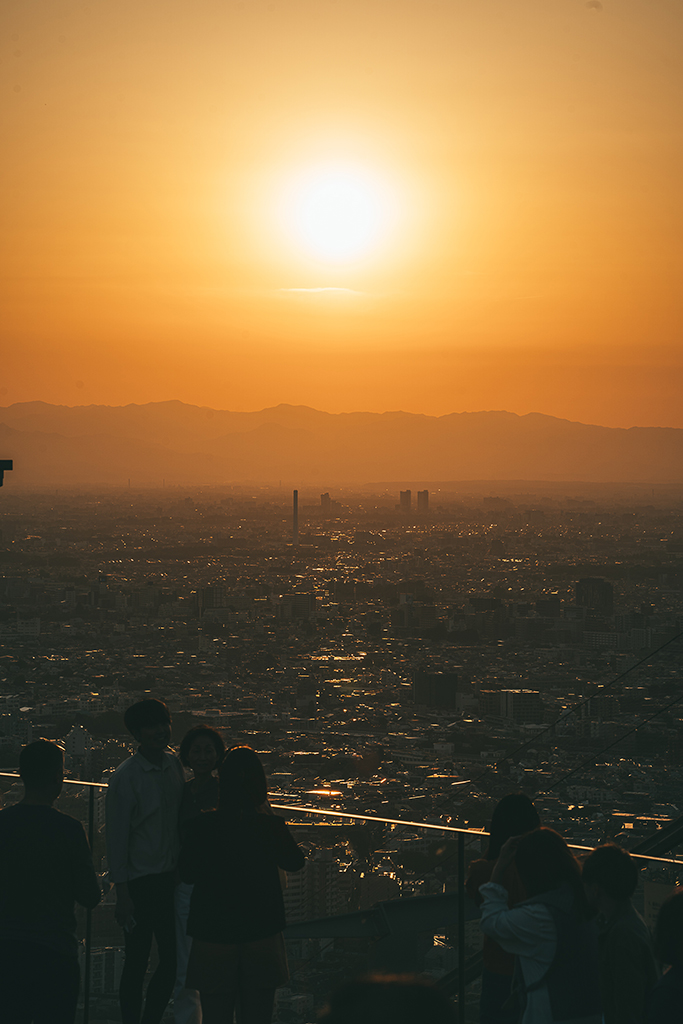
[123,698,170,736]
[219,745,267,813]
[179,724,225,768]
[487,793,540,860]
[582,843,639,901]
[20,740,64,801]
[515,827,585,911]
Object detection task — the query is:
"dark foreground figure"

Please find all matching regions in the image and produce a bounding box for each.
[318,974,456,1024]
[180,744,305,1024]
[649,887,683,1024]
[0,740,101,1024]
[582,843,658,1024]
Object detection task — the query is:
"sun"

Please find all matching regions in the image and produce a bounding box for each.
[283,163,393,263]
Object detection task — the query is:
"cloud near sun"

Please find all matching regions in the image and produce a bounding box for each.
[278,287,365,295]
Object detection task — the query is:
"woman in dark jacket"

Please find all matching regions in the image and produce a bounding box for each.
[179,745,305,1024]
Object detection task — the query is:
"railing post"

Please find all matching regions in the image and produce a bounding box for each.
[458,832,465,1024]
[83,786,95,1024]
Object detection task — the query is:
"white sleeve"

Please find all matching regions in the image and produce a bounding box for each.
[479,882,556,957]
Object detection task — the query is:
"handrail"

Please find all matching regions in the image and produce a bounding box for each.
[0,771,106,788]
[2,772,682,864]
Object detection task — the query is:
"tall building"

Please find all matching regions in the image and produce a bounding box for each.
[576,577,613,616]
[282,851,349,922]
[292,489,299,545]
[413,670,460,708]
[399,489,411,512]
[417,489,429,513]
[320,492,331,514]
[478,689,544,724]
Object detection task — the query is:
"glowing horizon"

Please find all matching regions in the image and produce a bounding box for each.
[1,0,681,429]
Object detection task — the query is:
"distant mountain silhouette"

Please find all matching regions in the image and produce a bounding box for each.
[1,402,682,487]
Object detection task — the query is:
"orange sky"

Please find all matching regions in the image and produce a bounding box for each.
[2,0,682,426]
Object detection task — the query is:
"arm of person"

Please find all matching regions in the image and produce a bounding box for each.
[272,817,305,872]
[465,858,493,907]
[105,771,133,885]
[479,882,556,958]
[70,821,102,910]
[178,821,203,884]
[105,771,136,926]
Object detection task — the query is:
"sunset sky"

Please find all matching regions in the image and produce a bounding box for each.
[2,0,682,427]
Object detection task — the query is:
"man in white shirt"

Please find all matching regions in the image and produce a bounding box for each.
[106,699,185,1024]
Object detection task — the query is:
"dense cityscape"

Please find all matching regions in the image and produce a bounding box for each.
[1,483,682,1021]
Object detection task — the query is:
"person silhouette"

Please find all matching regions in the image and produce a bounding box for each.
[0,740,101,1024]
[174,725,225,1024]
[179,745,305,1024]
[106,698,185,1024]
[466,793,541,1024]
[479,827,602,1024]
[582,843,658,1024]
[648,887,683,1024]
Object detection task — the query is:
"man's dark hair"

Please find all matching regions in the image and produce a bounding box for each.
[19,740,63,791]
[582,843,639,900]
[124,699,170,736]
[654,887,683,965]
[179,725,225,767]
[318,974,456,1024]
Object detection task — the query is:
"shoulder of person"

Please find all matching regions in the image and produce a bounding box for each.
[109,753,139,781]
[164,750,185,773]
[52,805,86,829]
[260,812,288,830]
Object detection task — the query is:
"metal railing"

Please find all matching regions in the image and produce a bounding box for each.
[2,771,683,1024]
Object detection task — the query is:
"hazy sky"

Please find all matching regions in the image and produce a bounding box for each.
[2,0,682,426]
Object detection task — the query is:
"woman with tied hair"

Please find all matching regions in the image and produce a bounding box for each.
[179,745,304,1024]
[478,827,601,1024]
[466,794,541,1024]
[648,887,683,1024]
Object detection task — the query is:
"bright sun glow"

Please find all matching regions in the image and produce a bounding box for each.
[283,164,393,262]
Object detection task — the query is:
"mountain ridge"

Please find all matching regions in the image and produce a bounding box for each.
[1,402,682,487]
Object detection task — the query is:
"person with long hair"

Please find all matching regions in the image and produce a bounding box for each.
[478,827,601,1024]
[179,745,304,1024]
[466,794,541,1024]
[174,725,226,1024]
